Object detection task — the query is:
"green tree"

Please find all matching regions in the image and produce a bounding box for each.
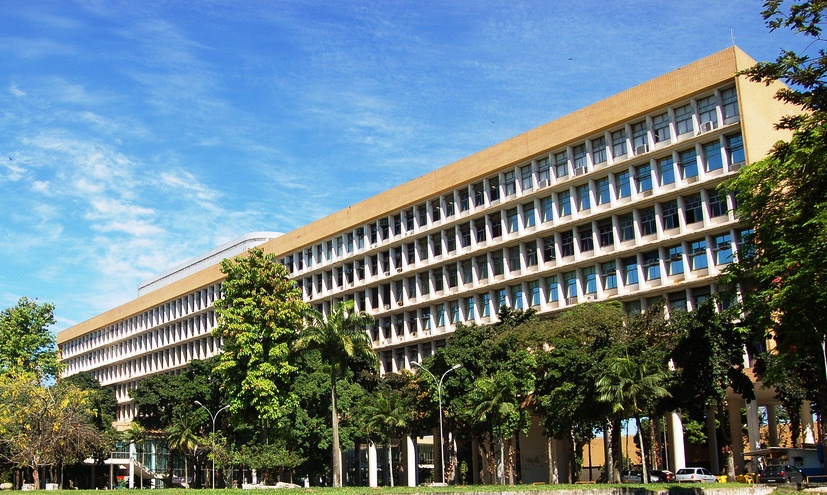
[213,248,308,430]
[596,356,670,485]
[166,415,201,488]
[0,298,61,380]
[432,311,536,485]
[0,372,108,488]
[465,371,526,485]
[238,442,305,485]
[131,357,219,432]
[533,302,626,483]
[294,299,376,487]
[670,297,754,478]
[203,433,239,488]
[363,389,410,487]
[727,0,827,441]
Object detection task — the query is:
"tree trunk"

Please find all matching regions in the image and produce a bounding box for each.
[547,435,558,484]
[31,462,40,490]
[635,415,648,484]
[388,441,394,487]
[497,436,505,485]
[604,419,614,482]
[611,416,623,481]
[330,368,341,487]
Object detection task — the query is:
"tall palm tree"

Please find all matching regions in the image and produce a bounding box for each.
[294,299,376,487]
[364,390,409,487]
[596,356,670,485]
[166,415,200,488]
[468,373,520,485]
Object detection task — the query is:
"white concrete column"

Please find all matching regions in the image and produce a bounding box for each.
[802,401,816,445]
[129,441,136,489]
[405,435,417,487]
[706,407,719,474]
[368,442,378,487]
[728,399,745,473]
[665,411,686,472]
[767,405,779,447]
[746,399,761,451]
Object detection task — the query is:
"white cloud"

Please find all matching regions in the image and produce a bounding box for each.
[9,84,25,97]
[0,162,26,182]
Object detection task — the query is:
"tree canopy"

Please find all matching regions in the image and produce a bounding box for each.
[727,0,827,443]
[213,248,308,429]
[0,298,61,380]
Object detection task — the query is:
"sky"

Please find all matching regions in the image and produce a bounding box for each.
[0,1,808,333]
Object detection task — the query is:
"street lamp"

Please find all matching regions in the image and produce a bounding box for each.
[412,362,461,485]
[195,401,230,488]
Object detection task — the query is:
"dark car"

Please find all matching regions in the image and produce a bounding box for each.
[620,470,662,483]
[759,464,805,484]
[651,470,676,482]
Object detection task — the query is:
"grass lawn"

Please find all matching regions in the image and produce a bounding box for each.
[40,483,760,495]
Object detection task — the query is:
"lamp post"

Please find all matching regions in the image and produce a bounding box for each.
[412,362,461,485]
[195,401,230,489]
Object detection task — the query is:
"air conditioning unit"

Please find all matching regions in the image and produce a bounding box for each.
[635,144,649,155]
[384,304,391,310]
[384,270,390,276]
[686,175,699,183]
[730,161,745,171]
[538,179,551,188]
[565,297,577,305]
[641,190,653,197]
[397,301,404,307]
[699,121,714,133]
[396,268,403,273]
[574,167,587,177]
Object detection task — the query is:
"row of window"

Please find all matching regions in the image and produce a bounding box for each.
[285,132,742,278]
[297,189,735,300]
[61,284,220,359]
[321,228,744,330]
[370,277,725,350]
[281,92,742,277]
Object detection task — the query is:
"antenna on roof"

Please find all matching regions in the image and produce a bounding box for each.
[731,27,735,46]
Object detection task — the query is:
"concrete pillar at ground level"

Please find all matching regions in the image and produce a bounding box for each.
[802,402,816,445]
[706,407,719,474]
[746,398,761,452]
[405,435,417,487]
[368,442,378,488]
[767,405,779,447]
[727,399,745,474]
[129,442,136,489]
[665,411,686,472]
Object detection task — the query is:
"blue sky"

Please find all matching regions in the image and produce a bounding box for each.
[0,1,806,332]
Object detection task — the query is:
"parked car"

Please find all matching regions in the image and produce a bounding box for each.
[759,464,805,484]
[620,470,662,483]
[676,467,718,483]
[651,470,676,482]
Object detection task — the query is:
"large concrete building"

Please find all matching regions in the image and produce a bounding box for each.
[57,46,805,483]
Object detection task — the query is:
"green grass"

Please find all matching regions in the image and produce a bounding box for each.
[44,483,761,495]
